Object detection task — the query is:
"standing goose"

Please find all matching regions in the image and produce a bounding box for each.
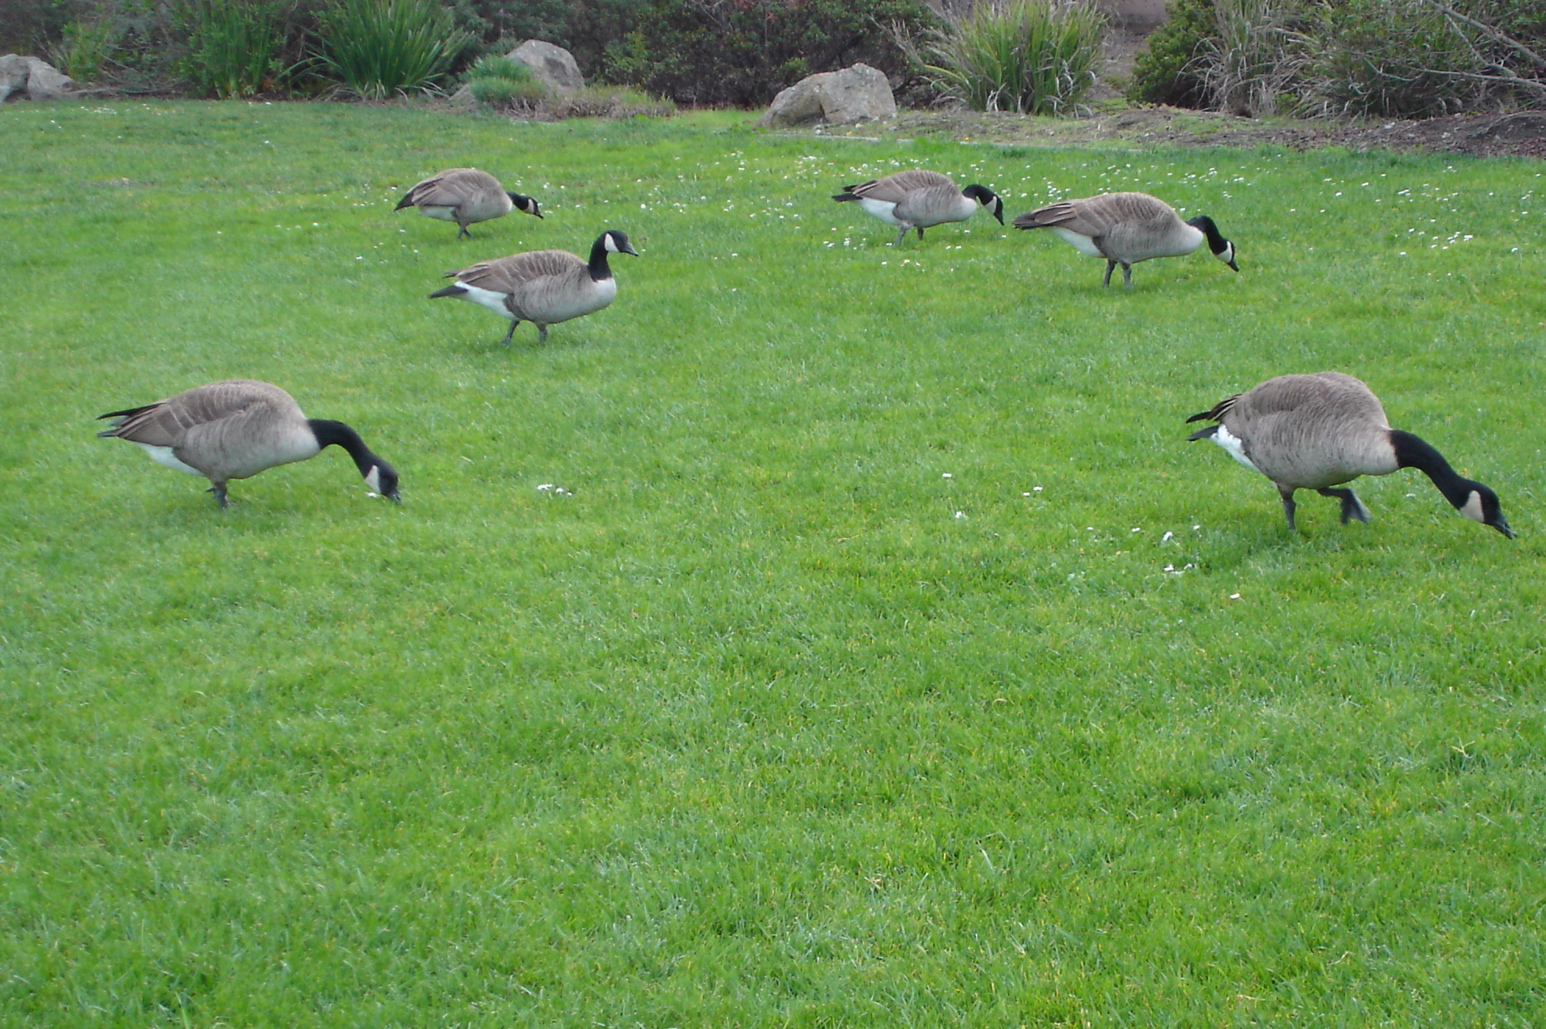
[832,170,1005,245]
[1185,372,1512,537]
[1013,191,1238,287]
[430,229,638,345]
[395,168,542,239]
[97,380,401,509]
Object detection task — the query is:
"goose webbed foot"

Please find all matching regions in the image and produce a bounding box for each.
[1318,487,1370,524]
[207,483,230,509]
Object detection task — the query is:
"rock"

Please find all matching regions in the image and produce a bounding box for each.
[0,54,76,101]
[1,54,33,102]
[757,63,896,129]
[509,40,583,96]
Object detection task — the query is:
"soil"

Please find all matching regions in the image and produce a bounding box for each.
[819,106,1546,161]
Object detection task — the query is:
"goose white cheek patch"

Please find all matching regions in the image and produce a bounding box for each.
[1461,490,1487,523]
[364,466,383,495]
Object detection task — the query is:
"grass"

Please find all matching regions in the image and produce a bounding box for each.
[2,100,1544,1027]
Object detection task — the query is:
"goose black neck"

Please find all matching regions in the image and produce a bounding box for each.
[1390,429,1473,503]
[587,236,614,282]
[309,418,377,476]
[1187,215,1227,252]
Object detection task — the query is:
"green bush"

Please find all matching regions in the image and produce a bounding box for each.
[1129,0,1544,116]
[602,0,938,107]
[53,17,119,82]
[924,0,1107,115]
[1126,0,1218,107]
[465,53,547,107]
[312,0,472,98]
[180,0,287,98]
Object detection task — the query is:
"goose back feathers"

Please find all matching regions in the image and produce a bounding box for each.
[833,170,1004,244]
[1013,191,1238,287]
[430,229,638,344]
[1186,372,1512,537]
[97,380,400,509]
[395,168,541,239]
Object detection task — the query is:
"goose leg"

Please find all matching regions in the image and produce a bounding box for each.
[1317,487,1371,524]
[537,324,549,344]
[916,227,925,241]
[894,225,908,246]
[207,482,230,509]
[1121,263,1134,289]
[1276,483,1298,531]
[457,222,471,240]
[499,319,519,345]
[1103,259,1116,287]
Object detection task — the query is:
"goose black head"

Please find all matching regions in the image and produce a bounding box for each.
[364,461,402,504]
[965,184,1005,225]
[603,229,639,257]
[1458,482,1513,538]
[509,193,543,218]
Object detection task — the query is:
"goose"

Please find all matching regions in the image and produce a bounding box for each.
[832,170,1004,245]
[1185,372,1512,537]
[430,229,638,344]
[1013,191,1238,287]
[395,168,542,239]
[97,379,401,509]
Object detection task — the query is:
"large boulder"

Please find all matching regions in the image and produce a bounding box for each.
[0,54,76,101]
[757,63,896,129]
[509,40,583,96]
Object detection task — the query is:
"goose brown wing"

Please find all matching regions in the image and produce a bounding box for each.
[453,250,585,291]
[404,168,495,207]
[849,170,957,202]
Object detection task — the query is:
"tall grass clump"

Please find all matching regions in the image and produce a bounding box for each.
[180,0,287,98]
[1199,0,1307,116]
[924,0,1106,115]
[313,0,470,99]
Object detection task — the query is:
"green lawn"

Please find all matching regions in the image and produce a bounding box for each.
[2,100,1543,1027]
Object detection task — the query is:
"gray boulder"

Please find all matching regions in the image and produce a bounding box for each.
[0,54,76,101]
[757,63,896,129]
[509,40,583,96]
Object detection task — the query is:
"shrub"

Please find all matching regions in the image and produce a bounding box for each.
[312,0,472,98]
[602,0,938,108]
[1128,0,1232,108]
[464,54,547,108]
[1297,0,1545,116]
[52,17,120,82]
[180,0,287,98]
[924,0,1107,115]
[1129,0,1545,116]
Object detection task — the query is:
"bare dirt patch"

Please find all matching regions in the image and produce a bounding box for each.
[819,106,1546,161]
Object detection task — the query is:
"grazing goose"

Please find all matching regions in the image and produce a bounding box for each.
[430,229,638,344]
[395,168,542,239]
[832,170,1005,244]
[1186,372,1512,537]
[1013,191,1238,287]
[97,379,401,509]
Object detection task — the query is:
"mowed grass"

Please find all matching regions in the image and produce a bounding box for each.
[2,100,1543,1027]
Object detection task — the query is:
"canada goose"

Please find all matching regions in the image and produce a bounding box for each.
[429,229,638,344]
[832,170,1005,245]
[97,379,401,509]
[395,168,542,239]
[1186,372,1512,537]
[1013,191,1238,287]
